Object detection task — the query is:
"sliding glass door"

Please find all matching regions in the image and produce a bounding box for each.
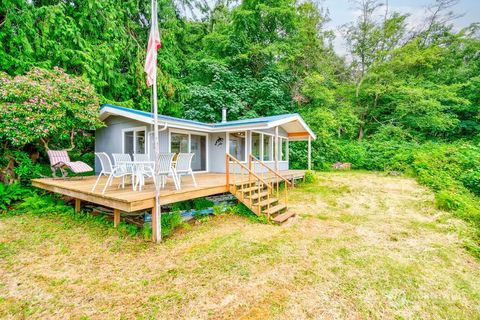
[190,134,206,171]
[170,131,207,171]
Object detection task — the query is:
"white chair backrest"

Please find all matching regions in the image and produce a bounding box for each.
[176,153,194,172]
[95,152,113,173]
[112,153,131,165]
[133,153,150,162]
[156,153,175,174]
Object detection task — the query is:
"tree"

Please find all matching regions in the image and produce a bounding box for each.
[0,67,103,183]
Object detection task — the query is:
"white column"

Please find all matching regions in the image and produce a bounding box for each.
[274,126,279,171]
[307,135,311,170]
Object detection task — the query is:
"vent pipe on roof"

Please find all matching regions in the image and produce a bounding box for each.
[222,108,227,123]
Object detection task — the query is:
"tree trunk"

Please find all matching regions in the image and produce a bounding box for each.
[357,126,364,141]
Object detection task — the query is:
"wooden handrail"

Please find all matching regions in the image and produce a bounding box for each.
[226,154,273,191]
[249,155,292,187]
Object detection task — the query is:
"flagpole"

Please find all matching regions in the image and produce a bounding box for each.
[152,0,161,243]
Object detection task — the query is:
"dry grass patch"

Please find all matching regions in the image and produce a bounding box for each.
[1,171,479,319]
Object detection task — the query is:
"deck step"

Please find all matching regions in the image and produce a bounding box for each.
[263,204,286,216]
[255,197,278,207]
[239,186,267,193]
[272,211,296,224]
[246,191,269,200]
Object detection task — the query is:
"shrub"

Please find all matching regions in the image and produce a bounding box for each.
[0,183,32,211]
[303,170,316,183]
[435,191,463,211]
[161,211,183,238]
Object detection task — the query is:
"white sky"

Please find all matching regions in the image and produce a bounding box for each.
[319,0,480,56]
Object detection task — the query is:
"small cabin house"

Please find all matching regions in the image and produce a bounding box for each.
[95,104,316,173]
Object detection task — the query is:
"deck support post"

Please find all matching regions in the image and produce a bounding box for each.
[113,209,120,227]
[75,199,81,213]
[308,135,312,170]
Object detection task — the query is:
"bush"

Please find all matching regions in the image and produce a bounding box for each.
[304,170,316,183]
[161,211,183,238]
[0,183,32,210]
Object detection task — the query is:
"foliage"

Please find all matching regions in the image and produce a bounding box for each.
[161,211,183,237]
[0,67,102,148]
[228,203,268,224]
[1,0,480,252]
[0,183,32,211]
[0,67,103,183]
[303,170,316,184]
[193,197,214,210]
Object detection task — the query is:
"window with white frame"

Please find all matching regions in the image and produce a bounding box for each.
[170,133,189,153]
[123,127,146,155]
[251,132,288,162]
[170,131,207,171]
[263,134,273,161]
[280,137,288,161]
[251,132,261,159]
[229,131,246,161]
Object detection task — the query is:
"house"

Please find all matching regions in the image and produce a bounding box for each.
[32,104,316,239]
[95,104,316,173]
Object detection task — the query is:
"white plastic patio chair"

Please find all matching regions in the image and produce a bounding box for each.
[112,153,135,189]
[92,152,134,194]
[175,153,197,188]
[156,153,180,190]
[133,153,156,191]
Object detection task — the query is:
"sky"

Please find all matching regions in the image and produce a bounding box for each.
[319,0,480,56]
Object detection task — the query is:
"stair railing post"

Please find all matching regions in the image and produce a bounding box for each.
[226,154,230,189]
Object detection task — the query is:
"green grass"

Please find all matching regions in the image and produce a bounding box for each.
[0,171,479,319]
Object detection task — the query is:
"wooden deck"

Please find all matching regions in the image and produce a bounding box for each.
[31,170,306,213]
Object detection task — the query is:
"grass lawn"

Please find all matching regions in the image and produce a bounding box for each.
[1,172,479,319]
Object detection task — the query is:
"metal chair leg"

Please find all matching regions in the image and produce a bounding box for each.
[102,174,113,194]
[91,172,103,192]
[190,170,197,187]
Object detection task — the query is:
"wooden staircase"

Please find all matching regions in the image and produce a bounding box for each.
[226,154,296,224]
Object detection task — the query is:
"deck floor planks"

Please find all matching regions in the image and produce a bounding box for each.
[32,170,306,212]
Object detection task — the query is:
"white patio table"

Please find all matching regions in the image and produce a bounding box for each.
[115,160,152,191]
[118,160,178,191]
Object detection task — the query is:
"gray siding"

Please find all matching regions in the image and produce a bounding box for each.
[95,115,290,174]
[209,132,227,172]
[95,116,151,173]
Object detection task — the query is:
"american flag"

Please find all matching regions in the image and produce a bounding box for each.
[144,0,161,87]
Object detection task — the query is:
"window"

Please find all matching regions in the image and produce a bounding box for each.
[251,132,261,158]
[229,132,246,161]
[135,131,146,154]
[251,132,288,162]
[170,133,189,153]
[280,138,288,161]
[123,127,146,155]
[263,135,273,161]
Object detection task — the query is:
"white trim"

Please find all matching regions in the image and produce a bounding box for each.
[121,126,147,155]
[168,129,209,172]
[251,130,287,139]
[267,114,317,139]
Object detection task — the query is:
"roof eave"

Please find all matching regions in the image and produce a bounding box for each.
[267,114,317,140]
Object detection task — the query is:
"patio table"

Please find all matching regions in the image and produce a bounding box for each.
[117,160,177,191]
